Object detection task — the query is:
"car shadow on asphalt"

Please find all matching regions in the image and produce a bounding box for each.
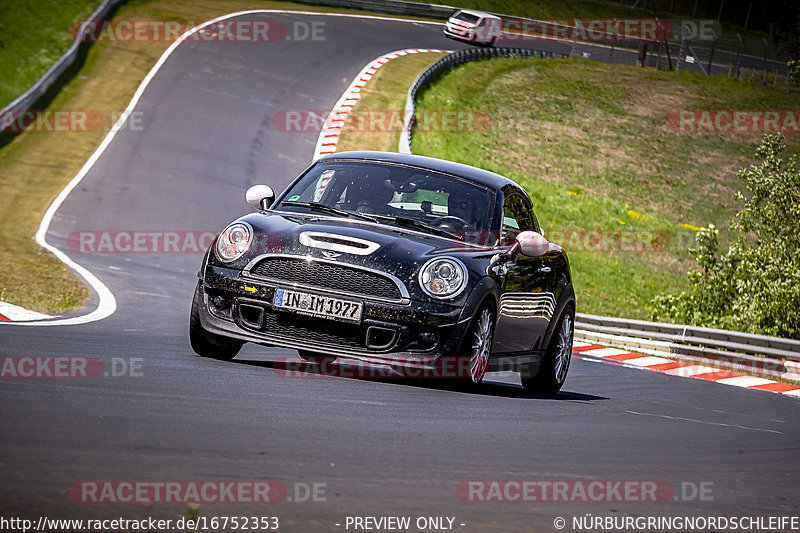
[233,357,608,402]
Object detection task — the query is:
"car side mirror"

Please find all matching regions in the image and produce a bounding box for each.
[513,230,549,257]
[246,185,275,210]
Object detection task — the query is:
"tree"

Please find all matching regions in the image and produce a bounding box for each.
[789,59,800,86]
[763,0,800,60]
[651,133,800,339]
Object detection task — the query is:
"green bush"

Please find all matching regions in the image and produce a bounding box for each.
[651,134,800,339]
[789,59,800,87]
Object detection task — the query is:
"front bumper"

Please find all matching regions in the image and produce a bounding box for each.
[443,25,476,42]
[199,265,473,369]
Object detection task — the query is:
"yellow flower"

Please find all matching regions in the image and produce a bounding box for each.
[627,210,648,221]
[680,223,702,231]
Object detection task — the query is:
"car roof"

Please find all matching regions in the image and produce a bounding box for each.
[317,150,519,191]
[452,9,501,20]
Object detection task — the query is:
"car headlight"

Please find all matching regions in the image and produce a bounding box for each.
[419,257,467,299]
[214,222,253,262]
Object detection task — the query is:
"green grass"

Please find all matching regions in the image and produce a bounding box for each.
[407,57,799,319]
[0,0,101,108]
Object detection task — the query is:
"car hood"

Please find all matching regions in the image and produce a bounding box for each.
[215,212,497,301]
[240,211,493,259]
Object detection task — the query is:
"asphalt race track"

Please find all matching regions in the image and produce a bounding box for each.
[1,12,797,532]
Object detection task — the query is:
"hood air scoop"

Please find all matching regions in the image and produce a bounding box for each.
[299,231,380,256]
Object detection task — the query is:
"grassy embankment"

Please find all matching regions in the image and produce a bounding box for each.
[337,55,799,319]
[0,0,100,109]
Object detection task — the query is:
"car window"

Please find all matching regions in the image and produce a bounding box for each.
[501,194,533,246]
[277,161,498,234]
[453,11,480,23]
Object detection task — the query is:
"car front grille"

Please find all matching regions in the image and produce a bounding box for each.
[261,307,366,349]
[236,304,403,353]
[249,257,403,300]
[446,22,469,35]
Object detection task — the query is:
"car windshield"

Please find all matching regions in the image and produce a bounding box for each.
[276,160,497,237]
[453,11,481,23]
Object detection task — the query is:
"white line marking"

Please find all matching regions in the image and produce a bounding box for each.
[134,291,171,299]
[583,347,630,357]
[0,302,52,321]
[624,356,674,367]
[715,376,774,388]
[5,9,443,326]
[663,365,719,377]
[626,410,784,434]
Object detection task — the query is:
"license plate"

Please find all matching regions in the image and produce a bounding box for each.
[272,288,363,323]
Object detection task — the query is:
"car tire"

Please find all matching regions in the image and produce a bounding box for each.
[521,304,574,394]
[460,303,495,385]
[189,282,243,360]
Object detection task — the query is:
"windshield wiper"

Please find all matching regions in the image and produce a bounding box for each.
[280,202,458,239]
[279,201,378,223]
[369,214,460,240]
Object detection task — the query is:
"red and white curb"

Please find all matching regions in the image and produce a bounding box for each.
[0,302,53,322]
[573,341,800,398]
[313,48,447,161]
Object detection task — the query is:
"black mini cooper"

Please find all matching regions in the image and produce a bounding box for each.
[190,151,575,393]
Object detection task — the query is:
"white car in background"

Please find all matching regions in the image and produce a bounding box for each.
[443,9,502,46]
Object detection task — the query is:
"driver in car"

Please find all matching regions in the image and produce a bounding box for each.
[447,192,477,230]
[346,177,395,214]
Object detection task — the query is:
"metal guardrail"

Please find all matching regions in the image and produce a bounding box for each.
[576,313,800,359]
[0,0,125,141]
[575,313,800,382]
[296,0,456,18]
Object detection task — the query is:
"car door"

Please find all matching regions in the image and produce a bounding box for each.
[491,193,557,354]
